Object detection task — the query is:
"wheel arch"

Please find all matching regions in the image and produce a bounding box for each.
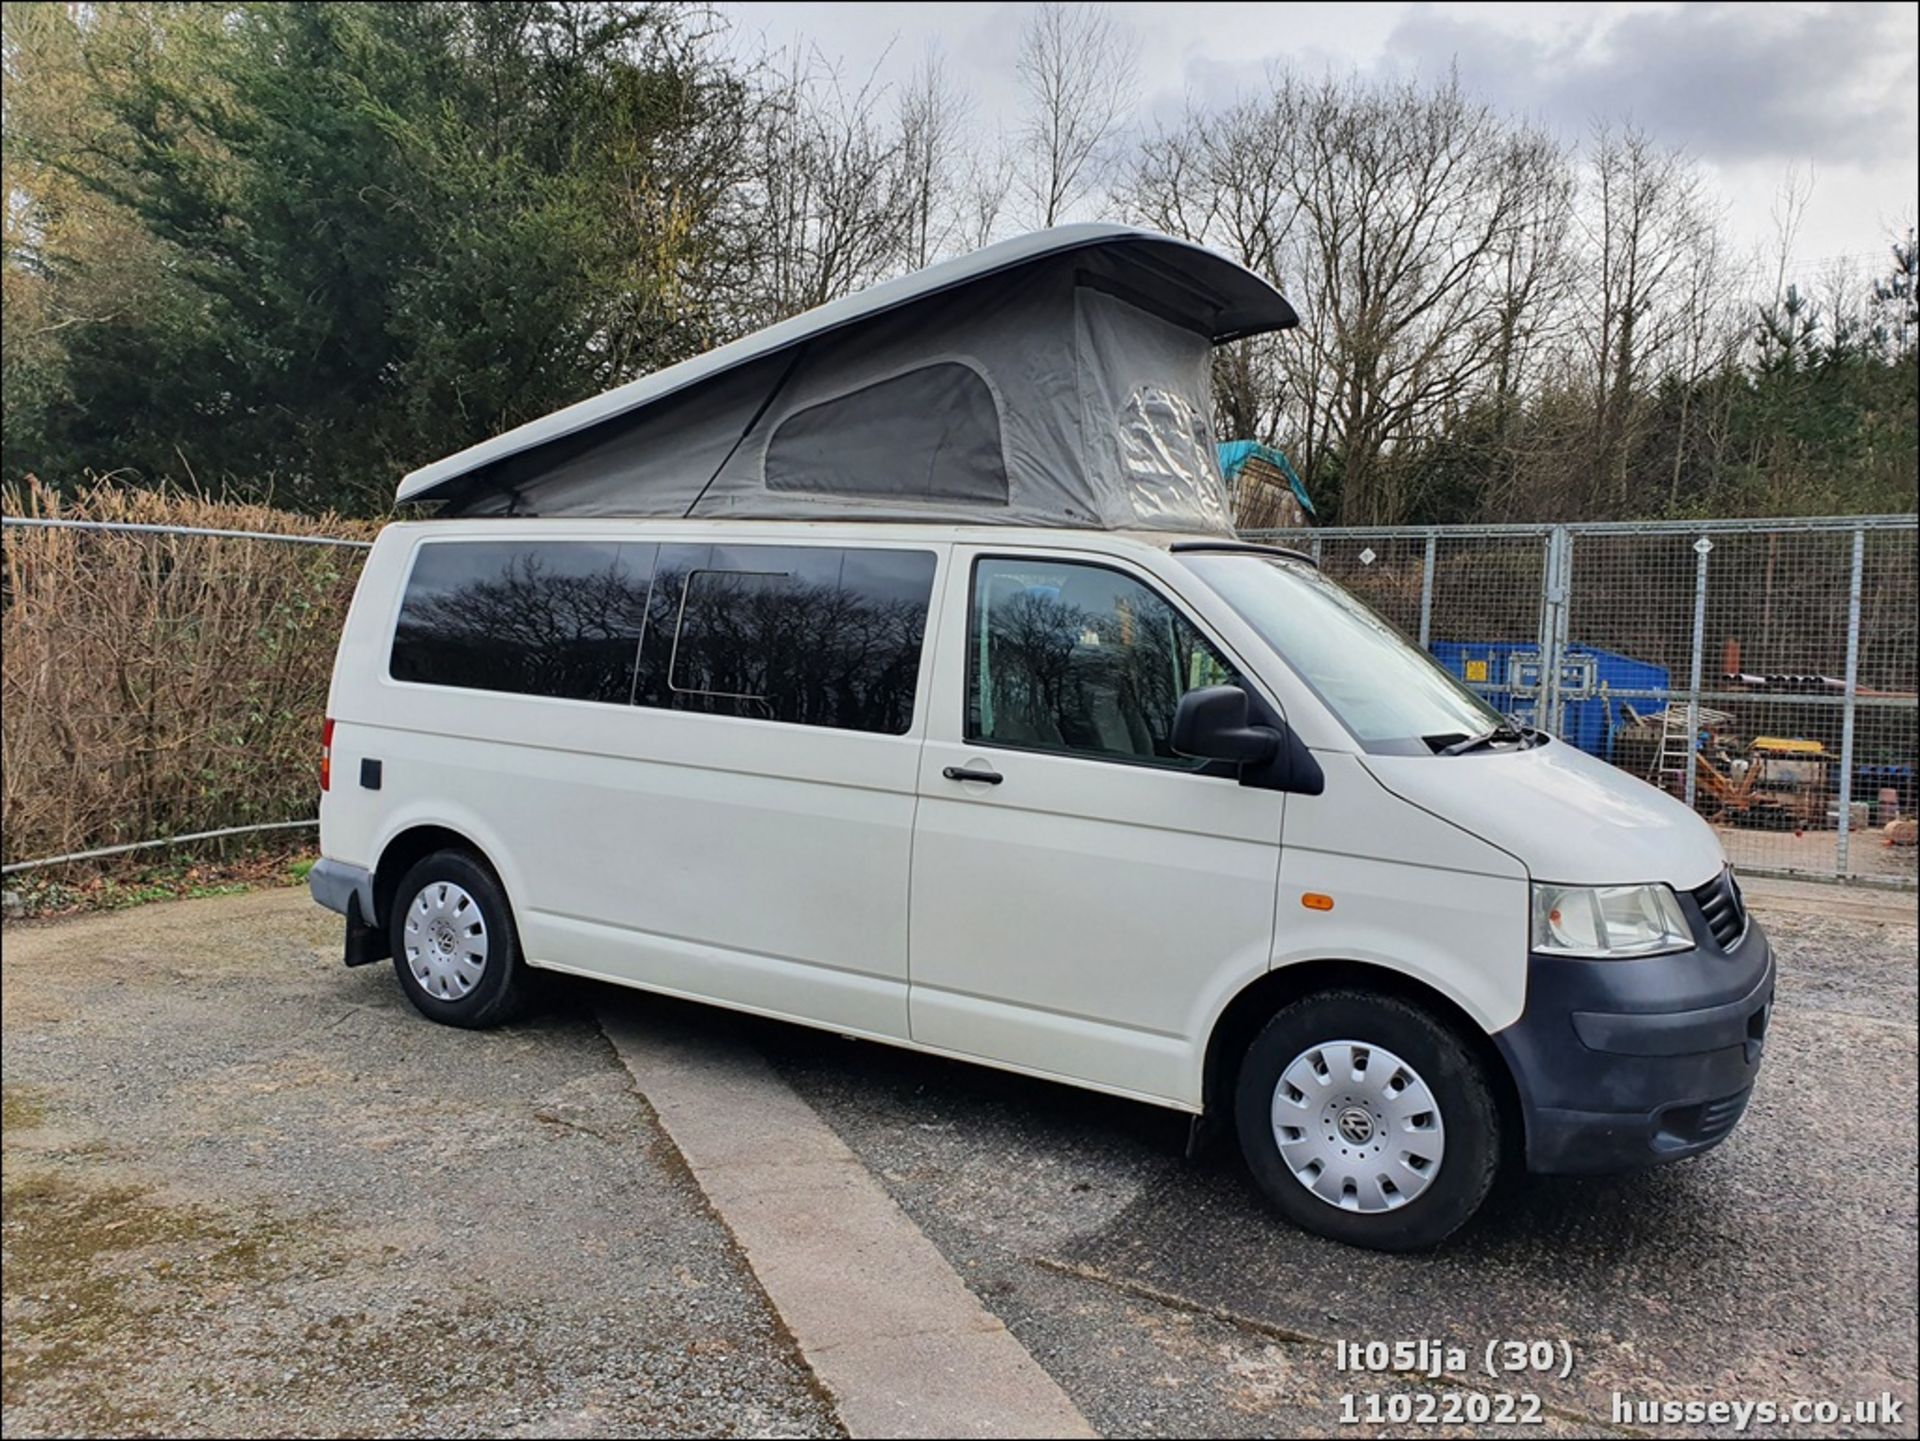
[1201,959,1523,1162]
[372,823,503,931]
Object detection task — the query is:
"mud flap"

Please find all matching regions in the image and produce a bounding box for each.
[1185,1108,1230,1162]
[343,893,390,968]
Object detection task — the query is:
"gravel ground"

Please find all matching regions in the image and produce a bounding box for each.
[2,884,1913,1439]
[754,895,1919,1439]
[0,890,840,1439]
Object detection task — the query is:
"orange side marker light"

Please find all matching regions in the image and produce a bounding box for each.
[1302,893,1334,911]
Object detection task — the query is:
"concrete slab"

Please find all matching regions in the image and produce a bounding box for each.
[599,996,1098,1440]
[824,1326,1098,1440]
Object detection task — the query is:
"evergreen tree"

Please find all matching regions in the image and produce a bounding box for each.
[7,2,750,510]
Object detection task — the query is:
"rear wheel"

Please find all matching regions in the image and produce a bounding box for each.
[388,850,530,1028]
[1235,989,1500,1251]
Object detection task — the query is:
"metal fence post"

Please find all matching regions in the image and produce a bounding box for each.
[1551,528,1573,734]
[1539,529,1557,730]
[1418,532,1437,649]
[1835,528,1865,878]
[1684,536,1710,812]
[1536,527,1571,733]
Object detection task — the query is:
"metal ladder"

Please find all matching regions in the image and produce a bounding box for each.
[1653,706,1693,789]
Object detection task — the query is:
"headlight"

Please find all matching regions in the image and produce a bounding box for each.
[1531,882,1692,958]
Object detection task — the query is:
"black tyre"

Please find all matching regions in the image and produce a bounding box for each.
[1234,989,1501,1251]
[388,850,531,1029]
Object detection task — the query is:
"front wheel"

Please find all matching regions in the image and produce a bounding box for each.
[1235,989,1501,1251]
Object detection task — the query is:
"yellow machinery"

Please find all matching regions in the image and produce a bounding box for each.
[1694,736,1831,829]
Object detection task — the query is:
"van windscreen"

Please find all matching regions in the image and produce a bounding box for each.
[1184,553,1501,752]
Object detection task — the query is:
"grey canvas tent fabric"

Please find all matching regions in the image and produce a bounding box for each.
[398,226,1298,534]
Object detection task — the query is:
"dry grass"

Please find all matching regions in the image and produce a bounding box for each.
[2,480,379,871]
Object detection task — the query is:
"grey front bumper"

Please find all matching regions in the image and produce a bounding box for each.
[1493,920,1774,1174]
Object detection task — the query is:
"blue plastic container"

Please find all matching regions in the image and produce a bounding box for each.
[1428,641,1670,762]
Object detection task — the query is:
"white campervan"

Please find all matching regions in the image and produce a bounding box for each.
[312,227,1772,1250]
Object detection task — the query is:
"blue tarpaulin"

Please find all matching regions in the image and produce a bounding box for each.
[1217,441,1315,516]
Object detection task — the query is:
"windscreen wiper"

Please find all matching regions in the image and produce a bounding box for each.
[1438,723,1538,756]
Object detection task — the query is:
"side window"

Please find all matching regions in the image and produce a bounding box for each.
[389,540,654,703]
[635,544,937,735]
[967,556,1235,766]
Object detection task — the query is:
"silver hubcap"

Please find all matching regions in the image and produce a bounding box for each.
[1271,1040,1445,1213]
[403,881,488,1000]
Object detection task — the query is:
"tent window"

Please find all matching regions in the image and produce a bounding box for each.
[766,362,1009,505]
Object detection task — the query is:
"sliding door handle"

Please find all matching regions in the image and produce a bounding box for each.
[942,765,1004,786]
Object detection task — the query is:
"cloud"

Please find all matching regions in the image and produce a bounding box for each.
[1381,2,1917,167]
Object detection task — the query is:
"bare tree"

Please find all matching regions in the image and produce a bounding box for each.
[897,46,971,268]
[742,45,916,322]
[1576,124,1718,510]
[1662,218,1743,509]
[959,132,1017,251]
[1282,72,1571,523]
[1125,70,1574,523]
[1014,2,1138,228]
[1487,136,1575,415]
[1470,134,1577,519]
[1767,164,1815,307]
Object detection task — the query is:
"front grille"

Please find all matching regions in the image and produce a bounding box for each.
[1692,868,1748,949]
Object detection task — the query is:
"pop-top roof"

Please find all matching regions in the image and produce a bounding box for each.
[397,225,1298,533]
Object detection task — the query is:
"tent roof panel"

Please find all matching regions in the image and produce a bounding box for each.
[396,225,1295,504]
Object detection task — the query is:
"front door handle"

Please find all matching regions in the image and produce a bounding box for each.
[942,764,1004,786]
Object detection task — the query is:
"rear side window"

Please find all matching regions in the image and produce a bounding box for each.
[635,544,937,734]
[390,540,655,702]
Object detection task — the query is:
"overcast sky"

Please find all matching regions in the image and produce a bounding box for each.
[721,1,1919,286]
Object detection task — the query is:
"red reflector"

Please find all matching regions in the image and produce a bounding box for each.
[321,717,335,792]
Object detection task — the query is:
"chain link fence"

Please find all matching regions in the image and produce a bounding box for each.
[6,512,1915,888]
[1247,515,1919,887]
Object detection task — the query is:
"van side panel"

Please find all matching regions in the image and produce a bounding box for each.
[1271,752,1530,1032]
[323,526,946,1043]
[371,714,923,1039]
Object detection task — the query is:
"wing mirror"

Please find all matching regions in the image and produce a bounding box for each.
[1171,685,1280,766]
